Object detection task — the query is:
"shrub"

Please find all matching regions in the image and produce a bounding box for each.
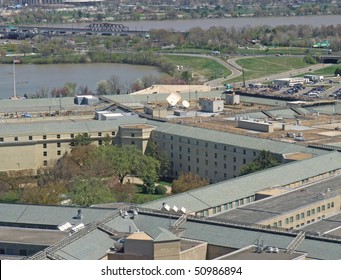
[154,185,167,195]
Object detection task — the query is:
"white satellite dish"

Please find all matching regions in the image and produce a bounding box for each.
[166,92,181,106]
[182,100,190,108]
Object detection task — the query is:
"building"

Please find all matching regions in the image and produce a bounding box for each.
[199,97,224,113]
[273,78,308,87]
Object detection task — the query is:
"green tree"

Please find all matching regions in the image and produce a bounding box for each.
[68,177,114,206]
[172,172,209,194]
[240,150,280,176]
[145,141,171,178]
[142,176,155,194]
[73,133,92,147]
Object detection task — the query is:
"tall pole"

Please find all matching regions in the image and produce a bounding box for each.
[13,59,17,99]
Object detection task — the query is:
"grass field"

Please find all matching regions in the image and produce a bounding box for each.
[164,54,231,80]
[226,56,310,83]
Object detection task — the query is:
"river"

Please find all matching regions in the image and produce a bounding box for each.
[63,14,341,32]
[0,63,161,99]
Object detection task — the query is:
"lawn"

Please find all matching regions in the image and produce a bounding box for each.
[164,54,232,80]
[226,56,310,83]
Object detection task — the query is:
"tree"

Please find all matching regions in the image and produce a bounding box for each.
[68,177,114,206]
[73,133,92,147]
[172,172,209,194]
[142,176,155,194]
[145,141,171,178]
[240,150,280,176]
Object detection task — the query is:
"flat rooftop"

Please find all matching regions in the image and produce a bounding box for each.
[218,246,305,260]
[303,213,341,237]
[214,175,341,224]
[0,226,68,245]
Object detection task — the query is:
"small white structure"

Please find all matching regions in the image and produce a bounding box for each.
[199,98,224,113]
[74,95,99,105]
[225,93,240,105]
[237,119,274,133]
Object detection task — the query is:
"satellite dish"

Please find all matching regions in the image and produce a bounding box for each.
[182,100,190,108]
[166,92,181,106]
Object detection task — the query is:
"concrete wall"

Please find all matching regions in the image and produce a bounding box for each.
[154,240,180,260]
[237,119,274,133]
[179,242,207,260]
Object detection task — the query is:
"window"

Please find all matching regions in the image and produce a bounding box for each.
[233,165,236,171]
[243,159,246,164]
[57,150,61,156]
[289,216,294,223]
[233,157,236,162]
[214,144,217,149]
[214,162,217,167]
[285,218,289,224]
[98,132,102,137]
[224,146,227,151]
[243,149,246,154]
[179,154,182,160]
[223,155,227,160]
[43,135,47,139]
[43,151,47,156]
[187,156,190,161]
[311,209,315,215]
[171,144,173,150]
[19,249,27,256]
[205,142,208,147]
[187,139,190,144]
[317,206,321,213]
[253,151,257,156]
[196,140,199,145]
[196,158,199,163]
[57,143,61,148]
[0,248,4,254]
[57,134,61,139]
[205,160,208,166]
[296,214,300,220]
[43,160,48,166]
[273,222,277,227]
[171,136,173,140]
[0,137,3,142]
[131,133,135,137]
[43,143,47,148]
[171,153,173,158]
[224,163,227,169]
[71,134,74,138]
[179,137,182,142]
[224,173,227,178]
[14,136,18,141]
[99,140,103,145]
[322,205,325,211]
[111,132,115,136]
[233,148,236,153]
[29,136,33,140]
[187,148,190,153]
[179,146,182,152]
[188,166,191,172]
[214,153,217,159]
[331,202,334,208]
[327,203,331,209]
[301,213,304,219]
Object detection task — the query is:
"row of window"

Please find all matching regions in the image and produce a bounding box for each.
[272,202,335,227]
[158,134,257,156]
[0,132,116,143]
[197,196,256,216]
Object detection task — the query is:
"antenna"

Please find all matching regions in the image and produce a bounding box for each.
[182,100,189,108]
[166,92,181,107]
